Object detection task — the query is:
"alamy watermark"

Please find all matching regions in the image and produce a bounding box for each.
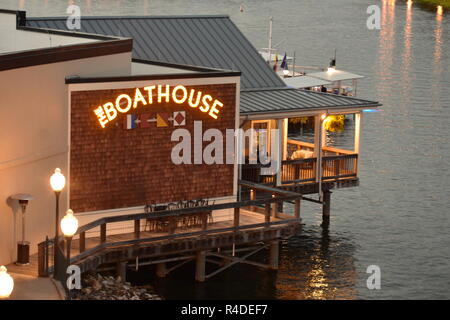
[366,5,381,30]
[170,121,281,176]
[366,265,381,290]
[67,265,81,290]
[66,5,81,30]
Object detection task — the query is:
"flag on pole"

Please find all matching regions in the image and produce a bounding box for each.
[273,54,278,72]
[280,52,288,70]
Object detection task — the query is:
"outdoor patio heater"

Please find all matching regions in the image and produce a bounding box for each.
[10,193,34,265]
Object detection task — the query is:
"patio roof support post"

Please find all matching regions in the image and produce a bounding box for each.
[354,112,362,176]
[195,250,206,282]
[315,115,325,200]
[282,118,288,161]
[275,119,285,186]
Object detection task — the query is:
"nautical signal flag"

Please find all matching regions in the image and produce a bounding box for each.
[280,53,288,70]
[173,111,186,126]
[156,113,170,127]
[123,111,186,130]
[125,114,138,129]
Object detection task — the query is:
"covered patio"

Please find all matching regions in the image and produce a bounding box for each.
[239,87,380,191]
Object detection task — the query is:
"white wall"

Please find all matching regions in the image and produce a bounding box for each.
[0,52,132,265]
[0,12,97,54]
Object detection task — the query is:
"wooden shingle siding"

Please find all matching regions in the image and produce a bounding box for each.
[70,83,236,212]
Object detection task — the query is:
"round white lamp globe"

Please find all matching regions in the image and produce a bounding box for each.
[50,168,66,192]
[0,266,14,299]
[61,209,79,237]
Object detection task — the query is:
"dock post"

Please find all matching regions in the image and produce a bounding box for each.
[116,261,127,282]
[276,201,283,214]
[156,263,167,278]
[294,198,301,219]
[250,189,256,211]
[195,251,206,282]
[268,240,279,270]
[322,190,331,224]
[271,198,277,217]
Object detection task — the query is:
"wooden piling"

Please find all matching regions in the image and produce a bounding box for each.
[322,190,331,223]
[156,263,167,278]
[294,198,301,219]
[268,240,279,270]
[195,251,206,282]
[116,261,127,282]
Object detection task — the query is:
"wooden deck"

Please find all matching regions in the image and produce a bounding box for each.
[7,209,281,278]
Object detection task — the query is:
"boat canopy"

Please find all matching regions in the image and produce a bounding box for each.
[308,69,364,82]
[259,51,293,62]
[283,75,332,88]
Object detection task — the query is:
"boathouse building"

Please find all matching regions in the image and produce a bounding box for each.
[0,9,379,281]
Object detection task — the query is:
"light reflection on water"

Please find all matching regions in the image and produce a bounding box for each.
[3,0,449,299]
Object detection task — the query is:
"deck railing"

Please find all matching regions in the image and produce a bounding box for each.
[281,158,317,184]
[241,139,358,186]
[38,181,302,277]
[322,154,358,181]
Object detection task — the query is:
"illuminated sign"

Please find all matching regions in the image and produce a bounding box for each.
[94,85,224,128]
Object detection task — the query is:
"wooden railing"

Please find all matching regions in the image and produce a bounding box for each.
[287,139,356,156]
[240,163,276,185]
[38,182,302,277]
[281,158,316,184]
[322,154,358,181]
[241,139,358,185]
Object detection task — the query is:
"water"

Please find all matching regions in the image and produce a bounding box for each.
[3,0,449,299]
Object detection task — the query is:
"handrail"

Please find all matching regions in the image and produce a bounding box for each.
[282,157,316,165]
[38,181,303,276]
[238,180,300,196]
[287,139,356,155]
[70,218,301,264]
[73,189,301,235]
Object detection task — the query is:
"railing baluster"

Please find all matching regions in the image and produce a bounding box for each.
[134,220,140,239]
[234,207,240,229]
[79,232,86,253]
[265,202,271,224]
[201,212,208,231]
[100,224,106,244]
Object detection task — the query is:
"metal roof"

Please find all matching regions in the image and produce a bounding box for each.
[240,88,380,115]
[26,15,285,89]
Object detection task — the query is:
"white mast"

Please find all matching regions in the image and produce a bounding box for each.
[268,16,273,63]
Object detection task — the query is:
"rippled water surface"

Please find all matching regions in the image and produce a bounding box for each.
[3,0,449,299]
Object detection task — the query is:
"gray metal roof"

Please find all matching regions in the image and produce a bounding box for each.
[26,15,285,89]
[240,88,380,115]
